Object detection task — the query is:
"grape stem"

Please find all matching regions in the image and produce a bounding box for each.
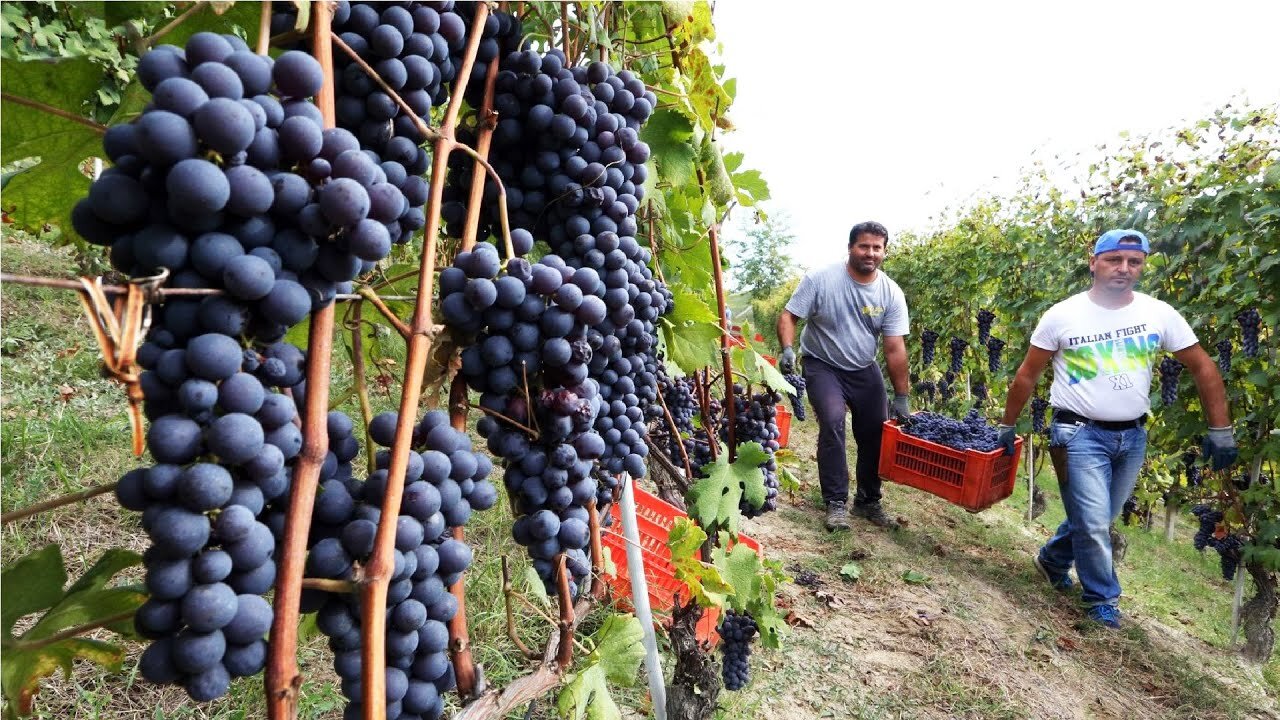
[343,302,378,476]
[256,0,272,55]
[708,224,737,463]
[299,578,356,593]
[1,481,118,525]
[265,4,337,719]
[8,608,138,652]
[447,375,479,697]
[501,557,540,660]
[468,403,540,438]
[140,1,207,49]
[554,555,575,667]
[586,500,607,599]
[0,92,107,133]
[355,286,411,339]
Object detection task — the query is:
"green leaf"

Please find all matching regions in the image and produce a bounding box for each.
[730,347,794,396]
[668,518,731,608]
[2,545,67,638]
[711,541,763,613]
[660,319,722,376]
[25,587,145,642]
[901,570,930,585]
[839,563,862,581]
[589,614,645,686]
[640,109,696,188]
[665,285,719,325]
[686,442,771,535]
[731,167,770,207]
[1,638,123,717]
[556,664,619,720]
[65,549,142,595]
[524,566,551,606]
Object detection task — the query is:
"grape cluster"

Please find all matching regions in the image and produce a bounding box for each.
[972,382,988,404]
[1237,308,1261,358]
[976,309,995,346]
[1121,495,1140,526]
[914,379,936,404]
[938,372,956,401]
[1030,397,1049,434]
[920,329,939,366]
[85,32,386,702]
[1191,505,1223,551]
[718,610,758,691]
[900,409,1001,452]
[985,337,1005,373]
[1182,450,1201,487]
[722,387,783,516]
[303,410,496,719]
[782,372,807,421]
[1158,357,1183,405]
[1215,535,1244,581]
[948,336,966,374]
[1215,338,1232,374]
[660,373,699,435]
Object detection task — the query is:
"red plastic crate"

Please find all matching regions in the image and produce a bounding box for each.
[602,485,760,645]
[775,403,792,448]
[877,420,1021,512]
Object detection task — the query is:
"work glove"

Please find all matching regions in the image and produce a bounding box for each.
[997,424,1017,456]
[890,394,911,422]
[1202,427,1238,471]
[779,346,796,374]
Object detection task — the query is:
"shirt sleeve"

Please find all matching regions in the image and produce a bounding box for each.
[882,282,910,336]
[1159,301,1198,352]
[784,273,817,319]
[1029,307,1060,351]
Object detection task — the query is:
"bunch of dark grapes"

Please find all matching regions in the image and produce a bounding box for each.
[1158,357,1183,405]
[721,386,782,516]
[783,372,807,420]
[914,379,936,404]
[86,32,400,702]
[1121,495,1140,526]
[1237,308,1261,358]
[986,337,1005,373]
[972,382,988,404]
[1215,535,1244,581]
[1030,397,1049,434]
[718,610,758,691]
[900,409,1000,452]
[303,410,496,720]
[1191,505,1223,551]
[1183,450,1201,487]
[1215,338,1232,374]
[660,372,699,435]
[921,329,938,366]
[948,336,966,374]
[976,309,995,346]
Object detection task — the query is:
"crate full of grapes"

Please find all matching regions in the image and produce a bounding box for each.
[878,411,1022,512]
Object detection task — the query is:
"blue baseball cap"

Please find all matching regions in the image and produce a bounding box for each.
[1093,229,1150,256]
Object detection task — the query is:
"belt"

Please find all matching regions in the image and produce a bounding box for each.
[1053,409,1147,431]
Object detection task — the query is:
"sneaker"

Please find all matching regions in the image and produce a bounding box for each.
[825,501,850,531]
[852,503,899,529]
[1033,555,1073,591]
[1087,604,1123,630]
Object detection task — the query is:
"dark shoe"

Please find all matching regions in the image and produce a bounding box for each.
[852,503,899,529]
[1087,604,1122,630]
[1033,555,1073,592]
[825,501,850,531]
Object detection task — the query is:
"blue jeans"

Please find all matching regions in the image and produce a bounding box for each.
[1038,421,1147,607]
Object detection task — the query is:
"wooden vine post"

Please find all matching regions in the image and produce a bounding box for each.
[266,3,337,717]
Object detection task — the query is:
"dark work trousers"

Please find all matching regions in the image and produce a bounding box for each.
[802,356,888,507]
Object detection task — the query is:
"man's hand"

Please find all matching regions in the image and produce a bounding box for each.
[890,394,910,422]
[1203,427,1238,471]
[997,424,1017,456]
[780,346,796,373]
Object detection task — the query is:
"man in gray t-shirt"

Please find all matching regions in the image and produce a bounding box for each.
[777,221,911,532]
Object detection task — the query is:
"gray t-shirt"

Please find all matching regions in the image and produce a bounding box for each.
[785,264,910,371]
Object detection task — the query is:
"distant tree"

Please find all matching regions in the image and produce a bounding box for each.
[727,212,798,301]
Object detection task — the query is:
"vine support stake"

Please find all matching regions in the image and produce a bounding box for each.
[266,3,337,718]
[360,5,489,718]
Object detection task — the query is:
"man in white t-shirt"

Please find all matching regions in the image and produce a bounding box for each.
[997,229,1236,629]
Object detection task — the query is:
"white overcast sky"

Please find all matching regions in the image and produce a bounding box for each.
[712,0,1280,273]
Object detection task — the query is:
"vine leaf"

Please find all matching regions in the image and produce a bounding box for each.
[687,441,770,536]
[710,540,760,614]
[640,109,696,188]
[669,518,731,609]
[555,614,644,720]
[1,545,144,717]
[731,346,795,396]
[659,318,720,375]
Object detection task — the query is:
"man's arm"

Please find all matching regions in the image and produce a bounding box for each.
[1173,343,1230,427]
[777,309,798,349]
[882,335,909,396]
[1001,346,1055,425]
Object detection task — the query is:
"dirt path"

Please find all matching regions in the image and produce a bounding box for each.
[712,423,1279,720]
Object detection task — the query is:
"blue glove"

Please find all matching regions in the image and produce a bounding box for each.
[780,346,796,373]
[997,424,1017,456]
[890,394,911,422]
[1203,427,1238,471]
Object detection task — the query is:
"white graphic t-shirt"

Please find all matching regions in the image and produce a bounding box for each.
[1030,292,1197,421]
